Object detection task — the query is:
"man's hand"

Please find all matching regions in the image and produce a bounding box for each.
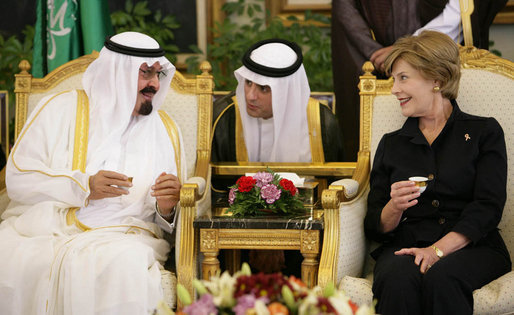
[370,46,393,73]
[88,170,132,200]
[151,172,181,215]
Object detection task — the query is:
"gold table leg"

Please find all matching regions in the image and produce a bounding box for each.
[301,230,320,288]
[200,229,220,280]
[202,250,220,280]
[301,252,319,288]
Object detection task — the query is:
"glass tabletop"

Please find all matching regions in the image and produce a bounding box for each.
[194,212,324,230]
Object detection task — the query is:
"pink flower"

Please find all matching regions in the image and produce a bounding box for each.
[253,172,274,188]
[233,294,269,315]
[183,293,218,314]
[260,184,281,204]
[229,188,237,205]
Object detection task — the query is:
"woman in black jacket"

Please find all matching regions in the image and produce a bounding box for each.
[365,30,511,315]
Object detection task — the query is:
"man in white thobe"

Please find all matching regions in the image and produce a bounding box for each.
[0,32,186,315]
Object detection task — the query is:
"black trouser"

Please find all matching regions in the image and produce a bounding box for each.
[373,243,511,315]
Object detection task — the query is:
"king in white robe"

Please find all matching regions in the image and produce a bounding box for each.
[0,32,186,315]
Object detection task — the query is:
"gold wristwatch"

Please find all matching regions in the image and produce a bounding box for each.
[431,244,444,258]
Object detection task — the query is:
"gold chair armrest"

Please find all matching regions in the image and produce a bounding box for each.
[176,183,199,309]
[318,151,370,288]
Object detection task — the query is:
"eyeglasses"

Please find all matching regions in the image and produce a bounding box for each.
[139,68,167,80]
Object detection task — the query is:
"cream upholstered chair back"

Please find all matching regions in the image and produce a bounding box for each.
[13,52,214,309]
[458,51,514,263]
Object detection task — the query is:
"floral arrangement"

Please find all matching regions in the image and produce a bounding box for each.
[172,263,375,315]
[227,170,305,216]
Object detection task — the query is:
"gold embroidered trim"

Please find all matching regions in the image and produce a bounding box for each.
[158,110,182,181]
[233,97,249,162]
[307,97,325,163]
[67,90,90,228]
[72,90,89,173]
[66,207,91,231]
[10,90,88,192]
[65,207,158,237]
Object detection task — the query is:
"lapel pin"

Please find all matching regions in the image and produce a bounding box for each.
[465,133,471,141]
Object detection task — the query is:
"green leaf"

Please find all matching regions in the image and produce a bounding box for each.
[155,10,162,22]
[176,284,192,306]
[125,0,133,13]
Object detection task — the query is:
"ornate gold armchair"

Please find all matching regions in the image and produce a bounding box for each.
[322,48,514,313]
[4,52,214,309]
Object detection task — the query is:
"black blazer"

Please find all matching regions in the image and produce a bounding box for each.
[365,101,509,259]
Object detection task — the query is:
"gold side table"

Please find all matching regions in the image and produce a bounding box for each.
[194,215,323,288]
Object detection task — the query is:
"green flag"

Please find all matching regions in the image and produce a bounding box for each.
[33,0,113,78]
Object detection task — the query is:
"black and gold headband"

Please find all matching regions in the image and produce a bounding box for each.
[104,36,165,57]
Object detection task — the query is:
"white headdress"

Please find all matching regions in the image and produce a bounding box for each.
[79,32,179,226]
[234,39,311,162]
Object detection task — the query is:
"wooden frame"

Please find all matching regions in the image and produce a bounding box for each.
[266,0,331,15]
[494,0,514,24]
[265,0,330,26]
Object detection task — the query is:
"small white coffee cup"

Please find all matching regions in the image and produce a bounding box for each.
[409,176,428,194]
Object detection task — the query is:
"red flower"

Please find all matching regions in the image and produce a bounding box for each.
[348,300,359,314]
[237,176,257,193]
[234,273,290,301]
[316,297,338,314]
[279,179,297,196]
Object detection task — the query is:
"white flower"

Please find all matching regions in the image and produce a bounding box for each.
[298,293,320,315]
[355,304,376,315]
[202,271,237,308]
[253,300,271,315]
[329,294,354,315]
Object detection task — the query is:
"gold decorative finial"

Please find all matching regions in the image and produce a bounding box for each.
[362,61,374,75]
[199,61,212,75]
[18,60,31,74]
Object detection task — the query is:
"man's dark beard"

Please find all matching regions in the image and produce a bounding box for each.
[138,101,153,115]
[138,86,156,115]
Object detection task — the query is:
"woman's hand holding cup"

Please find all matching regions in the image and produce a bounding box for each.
[389,180,422,212]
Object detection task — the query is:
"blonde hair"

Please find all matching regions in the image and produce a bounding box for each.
[384,30,461,100]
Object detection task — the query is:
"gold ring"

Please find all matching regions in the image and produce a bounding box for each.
[427,264,432,269]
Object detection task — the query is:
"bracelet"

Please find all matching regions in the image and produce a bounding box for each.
[156,202,175,220]
[430,244,444,258]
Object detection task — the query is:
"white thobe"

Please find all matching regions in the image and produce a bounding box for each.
[0,90,185,314]
[256,117,274,162]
